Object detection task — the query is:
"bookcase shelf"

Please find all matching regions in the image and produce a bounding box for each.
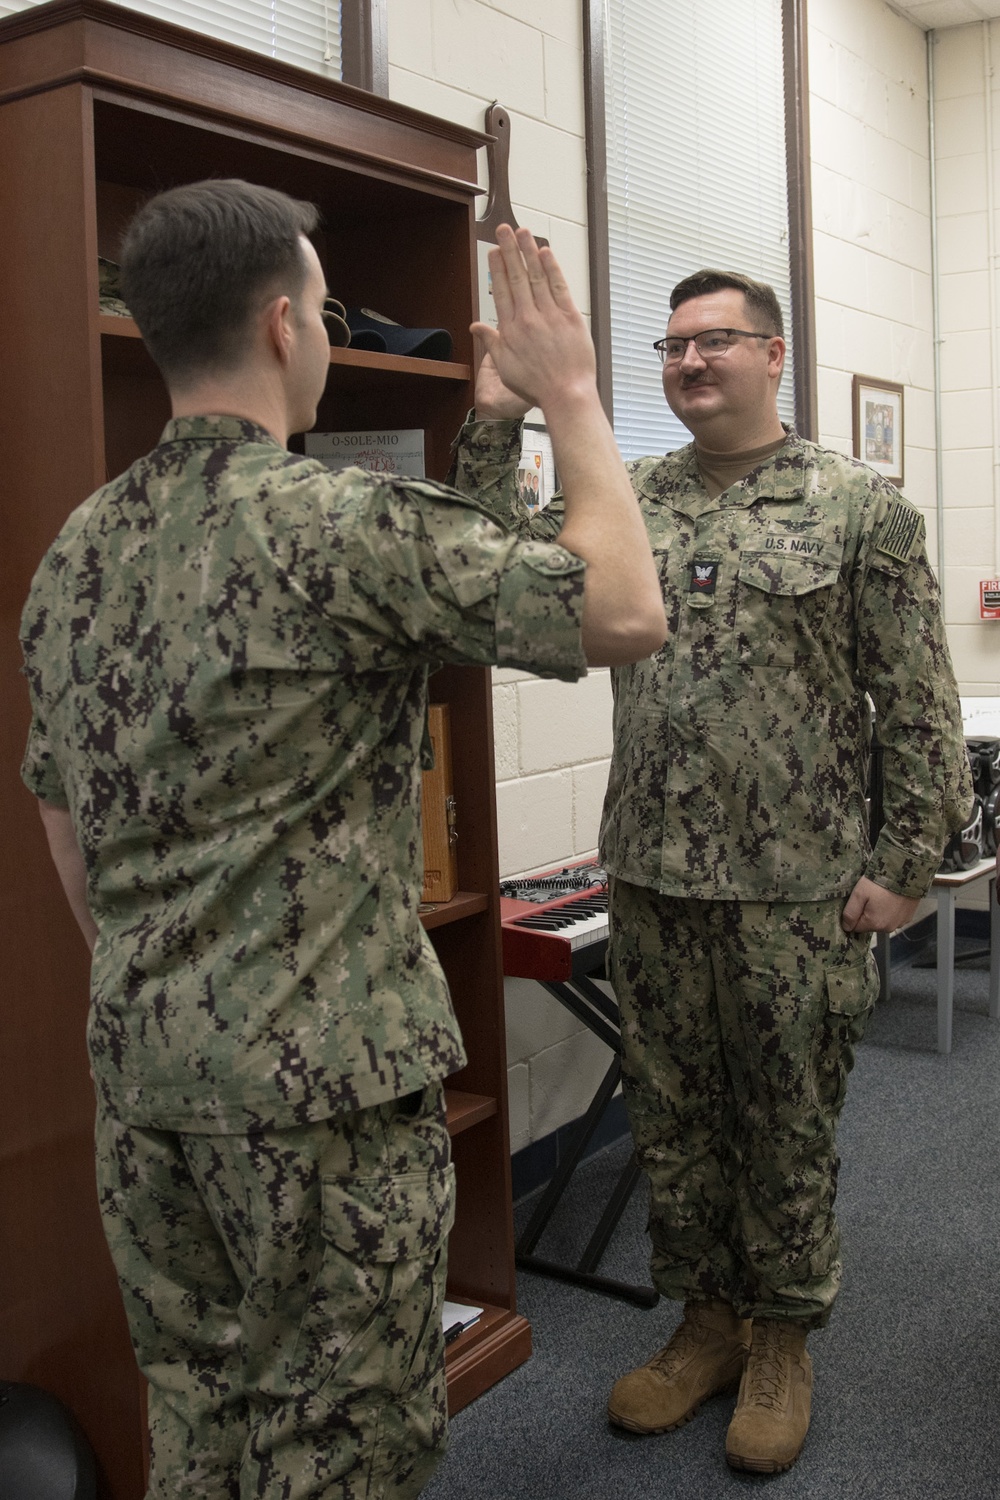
[329,346,471,381]
[1,3,527,1493]
[420,890,490,929]
[100,314,471,382]
[445,1088,498,1136]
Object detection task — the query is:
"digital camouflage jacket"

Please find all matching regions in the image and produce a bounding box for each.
[451,418,972,903]
[21,416,587,1132]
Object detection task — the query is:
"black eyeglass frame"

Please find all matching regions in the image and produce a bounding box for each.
[652,328,778,364]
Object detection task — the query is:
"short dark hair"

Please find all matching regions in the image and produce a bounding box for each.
[669,269,784,339]
[119,179,321,383]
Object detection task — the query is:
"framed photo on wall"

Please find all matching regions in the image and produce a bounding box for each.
[519,423,557,513]
[852,375,904,485]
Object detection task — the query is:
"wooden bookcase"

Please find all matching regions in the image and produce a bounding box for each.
[0,3,529,1494]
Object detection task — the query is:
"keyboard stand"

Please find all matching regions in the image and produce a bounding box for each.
[515,969,659,1309]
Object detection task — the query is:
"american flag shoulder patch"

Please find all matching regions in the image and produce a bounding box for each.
[873,499,921,562]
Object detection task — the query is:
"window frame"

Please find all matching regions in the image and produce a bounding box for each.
[341,0,387,93]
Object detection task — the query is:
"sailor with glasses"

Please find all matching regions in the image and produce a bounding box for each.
[452,264,971,1476]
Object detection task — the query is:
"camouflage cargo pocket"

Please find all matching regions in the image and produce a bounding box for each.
[293,1162,456,1400]
[810,947,879,1115]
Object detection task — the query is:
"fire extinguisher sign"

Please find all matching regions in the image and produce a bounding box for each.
[981,580,1000,619]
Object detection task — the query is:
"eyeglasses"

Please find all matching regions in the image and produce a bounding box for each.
[652,328,776,365]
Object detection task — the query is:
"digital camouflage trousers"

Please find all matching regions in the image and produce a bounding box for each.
[95,1084,455,1499]
[608,882,879,1328]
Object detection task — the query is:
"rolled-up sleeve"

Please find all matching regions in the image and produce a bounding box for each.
[21,715,69,807]
[492,538,587,678]
[311,471,587,682]
[20,584,70,807]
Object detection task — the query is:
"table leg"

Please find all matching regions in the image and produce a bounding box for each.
[875,931,891,1002]
[990,877,999,1022]
[937,886,956,1054]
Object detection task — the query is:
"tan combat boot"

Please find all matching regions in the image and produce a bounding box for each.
[607,1300,751,1434]
[725,1318,813,1473]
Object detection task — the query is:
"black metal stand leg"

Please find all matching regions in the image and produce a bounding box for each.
[577,1151,643,1273]
[517,1057,621,1257]
[539,979,622,1053]
[514,969,657,1306]
[514,1254,659,1308]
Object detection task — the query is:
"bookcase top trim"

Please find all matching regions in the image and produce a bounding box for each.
[0,0,492,167]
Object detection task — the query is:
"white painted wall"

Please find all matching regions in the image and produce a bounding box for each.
[807,4,1000,919]
[809,0,998,920]
[808,0,999,691]
[932,21,1000,691]
[808,1,937,525]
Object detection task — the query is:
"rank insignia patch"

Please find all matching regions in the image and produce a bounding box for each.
[689,560,719,595]
[874,499,921,562]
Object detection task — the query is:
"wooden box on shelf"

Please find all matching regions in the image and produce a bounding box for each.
[0,4,528,1495]
[422,703,459,903]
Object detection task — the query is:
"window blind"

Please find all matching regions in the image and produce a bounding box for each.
[0,0,341,77]
[603,0,793,459]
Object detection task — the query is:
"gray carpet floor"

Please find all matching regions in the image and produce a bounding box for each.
[425,938,1000,1500]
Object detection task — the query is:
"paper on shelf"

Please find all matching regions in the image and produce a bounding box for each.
[443,1299,483,1339]
[305,428,425,479]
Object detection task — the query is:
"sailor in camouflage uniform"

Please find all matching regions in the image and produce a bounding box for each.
[19,182,664,1498]
[451,269,972,1474]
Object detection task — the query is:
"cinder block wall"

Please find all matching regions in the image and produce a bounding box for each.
[931,21,1000,693]
[808,1,937,529]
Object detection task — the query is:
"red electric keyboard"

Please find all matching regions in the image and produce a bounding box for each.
[499,860,609,981]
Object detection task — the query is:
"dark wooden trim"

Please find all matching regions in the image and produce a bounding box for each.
[783,0,818,441]
[341,0,389,96]
[0,0,480,155]
[583,0,613,423]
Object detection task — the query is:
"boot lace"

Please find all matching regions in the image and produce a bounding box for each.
[743,1322,791,1412]
[648,1313,706,1380]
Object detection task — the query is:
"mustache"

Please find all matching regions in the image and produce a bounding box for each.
[680,373,714,389]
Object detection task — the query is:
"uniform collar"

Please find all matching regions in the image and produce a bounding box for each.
[156,414,284,449]
[637,425,808,514]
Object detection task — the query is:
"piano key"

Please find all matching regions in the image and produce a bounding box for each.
[501,867,610,980]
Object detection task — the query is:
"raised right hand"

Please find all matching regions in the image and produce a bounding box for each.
[473,350,532,421]
[470,225,596,417]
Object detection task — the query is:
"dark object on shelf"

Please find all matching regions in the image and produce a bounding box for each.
[97,257,129,318]
[345,306,452,360]
[322,295,350,347]
[0,1382,96,1499]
